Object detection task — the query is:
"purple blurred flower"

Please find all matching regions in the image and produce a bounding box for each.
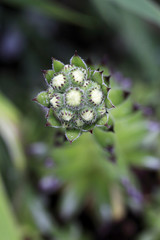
[27,142,47,156]
[0,26,25,61]
[148,121,160,132]
[39,176,61,194]
[121,178,143,204]
[44,158,54,168]
[112,71,132,89]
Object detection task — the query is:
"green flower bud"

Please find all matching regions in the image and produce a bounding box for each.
[81,107,96,123]
[59,109,73,122]
[70,68,87,86]
[65,87,84,109]
[50,93,63,110]
[33,52,115,142]
[34,91,50,107]
[51,73,68,91]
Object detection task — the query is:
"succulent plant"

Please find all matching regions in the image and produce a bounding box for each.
[33,51,114,142]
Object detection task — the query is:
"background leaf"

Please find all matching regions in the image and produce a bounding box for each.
[1,0,96,28]
[108,0,160,26]
[0,93,26,172]
[0,176,21,240]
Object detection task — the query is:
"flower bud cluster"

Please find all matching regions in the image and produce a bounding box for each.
[34,52,113,142]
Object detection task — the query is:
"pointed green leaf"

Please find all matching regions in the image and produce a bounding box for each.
[87,69,92,78]
[92,71,103,85]
[96,114,108,126]
[105,97,115,109]
[107,114,113,126]
[102,84,108,96]
[52,133,117,204]
[96,65,110,76]
[70,53,87,69]
[47,109,61,128]
[65,129,81,142]
[108,88,124,106]
[94,128,115,148]
[108,98,132,120]
[36,91,50,107]
[82,124,95,132]
[43,70,55,84]
[52,59,64,72]
[103,75,111,87]
[114,112,148,166]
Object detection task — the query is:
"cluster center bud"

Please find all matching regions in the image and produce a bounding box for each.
[66,88,82,107]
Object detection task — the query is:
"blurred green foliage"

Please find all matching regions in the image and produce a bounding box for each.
[101,0,160,26]
[0,176,21,240]
[1,0,96,28]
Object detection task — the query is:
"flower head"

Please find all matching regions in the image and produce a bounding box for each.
[33,52,114,142]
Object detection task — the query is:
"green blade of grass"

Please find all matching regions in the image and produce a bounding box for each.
[0,176,21,240]
[2,0,96,28]
[0,93,26,172]
[108,0,160,26]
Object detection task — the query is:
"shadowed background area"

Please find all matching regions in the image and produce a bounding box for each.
[0,0,160,240]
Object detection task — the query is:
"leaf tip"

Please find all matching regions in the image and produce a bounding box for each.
[89,129,93,134]
[104,75,111,85]
[105,123,110,128]
[32,97,37,102]
[123,90,130,99]
[45,122,51,127]
[74,50,78,56]
[41,70,47,74]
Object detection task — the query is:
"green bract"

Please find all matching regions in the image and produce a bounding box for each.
[33,52,114,142]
